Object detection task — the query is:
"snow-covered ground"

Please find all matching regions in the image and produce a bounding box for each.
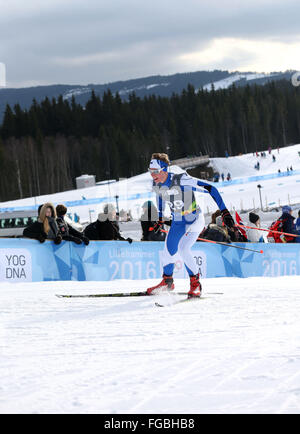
[1,276,300,414]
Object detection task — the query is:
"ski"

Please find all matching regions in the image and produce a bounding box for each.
[56,291,148,298]
[56,291,191,298]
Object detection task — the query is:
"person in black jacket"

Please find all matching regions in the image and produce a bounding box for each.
[202,215,231,243]
[23,202,62,244]
[140,201,166,241]
[84,203,132,243]
[56,204,89,245]
[278,205,300,243]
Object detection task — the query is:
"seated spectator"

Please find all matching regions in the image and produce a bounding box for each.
[246,212,268,243]
[202,215,231,243]
[23,202,62,244]
[199,210,221,241]
[140,201,166,241]
[84,203,132,243]
[296,210,300,232]
[207,210,222,227]
[56,204,89,245]
[268,206,299,243]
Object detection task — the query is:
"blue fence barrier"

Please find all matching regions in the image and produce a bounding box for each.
[0,238,299,283]
[216,168,300,188]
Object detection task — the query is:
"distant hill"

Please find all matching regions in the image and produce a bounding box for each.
[0,69,295,123]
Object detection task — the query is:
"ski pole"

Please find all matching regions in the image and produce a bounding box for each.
[197,237,263,253]
[150,227,263,253]
[236,223,299,238]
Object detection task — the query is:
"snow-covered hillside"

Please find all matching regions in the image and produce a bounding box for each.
[209,144,300,178]
[203,72,279,91]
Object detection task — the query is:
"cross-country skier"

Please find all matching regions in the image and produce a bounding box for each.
[146,153,235,298]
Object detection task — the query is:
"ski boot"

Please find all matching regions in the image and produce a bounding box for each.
[188,273,202,298]
[147,274,174,295]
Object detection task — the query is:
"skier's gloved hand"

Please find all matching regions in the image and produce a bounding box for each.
[126,237,133,244]
[153,218,164,233]
[221,209,235,228]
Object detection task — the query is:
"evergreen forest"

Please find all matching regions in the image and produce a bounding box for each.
[0,80,300,201]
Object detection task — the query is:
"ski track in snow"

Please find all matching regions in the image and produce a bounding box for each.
[1,276,300,414]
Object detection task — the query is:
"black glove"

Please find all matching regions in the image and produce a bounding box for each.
[153,218,164,233]
[38,233,46,243]
[82,236,90,246]
[73,237,82,245]
[221,209,235,228]
[54,235,62,245]
[126,237,133,244]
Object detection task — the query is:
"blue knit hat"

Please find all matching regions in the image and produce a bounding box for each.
[282,205,292,214]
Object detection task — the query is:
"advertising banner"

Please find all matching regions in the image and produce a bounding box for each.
[0,239,299,282]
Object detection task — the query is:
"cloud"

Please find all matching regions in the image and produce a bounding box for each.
[177,37,300,72]
[1,0,300,87]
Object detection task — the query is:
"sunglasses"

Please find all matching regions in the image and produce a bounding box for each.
[148,168,163,174]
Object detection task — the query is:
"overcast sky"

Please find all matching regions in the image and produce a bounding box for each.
[1,0,300,88]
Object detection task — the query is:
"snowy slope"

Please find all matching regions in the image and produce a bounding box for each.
[209,144,300,178]
[203,72,279,91]
[207,144,300,218]
[1,276,300,414]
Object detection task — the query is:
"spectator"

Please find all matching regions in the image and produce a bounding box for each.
[56,204,89,245]
[209,210,222,226]
[213,173,220,182]
[221,173,225,181]
[202,215,231,243]
[84,203,132,243]
[269,206,299,243]
[23,202,62,244]
[226,172,231,181]
[295,210,300,233]
[246,212,268,243]
[140,201,166,241]
[281,206,299,243]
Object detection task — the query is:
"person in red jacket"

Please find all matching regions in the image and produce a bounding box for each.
[268,206,299,243]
